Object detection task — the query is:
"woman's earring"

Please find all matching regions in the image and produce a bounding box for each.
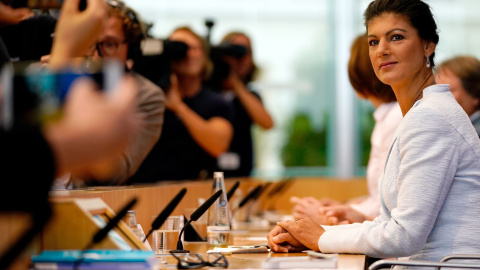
[426,54,431,68]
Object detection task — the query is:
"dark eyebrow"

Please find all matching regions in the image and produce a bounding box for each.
[368,28,407,38]
[386,28,407,35]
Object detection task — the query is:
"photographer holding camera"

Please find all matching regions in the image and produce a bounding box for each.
[69,0,166,185]
[216,32,273,177]
[1,0,141,201]
[130,26,233,182]
[1,0,139,266]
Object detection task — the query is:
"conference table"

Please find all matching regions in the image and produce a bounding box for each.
[160,228,366,269]
[0,177,369,269]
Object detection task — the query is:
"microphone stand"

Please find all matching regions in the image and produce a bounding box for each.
[144,188,187,242]
[232,185,262,222]
[171,190,223,253]
[74,197,138,269]
[265,179,294,211]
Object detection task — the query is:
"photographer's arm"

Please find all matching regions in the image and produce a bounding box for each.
[0,3,33,27]
[228,76,273,129]
[166,78,233,158]
[44,77,138,177]
[175,105,232,157]
[49,0,106,68]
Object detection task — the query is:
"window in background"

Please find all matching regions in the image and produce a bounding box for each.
[125,0,480,179]
[125,0,342,178]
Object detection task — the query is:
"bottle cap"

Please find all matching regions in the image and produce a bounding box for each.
[214,171,224,178]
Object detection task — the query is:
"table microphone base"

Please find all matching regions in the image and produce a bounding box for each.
[170,249,190,253]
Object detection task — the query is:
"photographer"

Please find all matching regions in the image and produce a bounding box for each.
[216,32,273,177]
[1,0,139,204]
[71,0,166,185]
[0,3,139,268]
[0,1,141,267]
[130,26,233,182]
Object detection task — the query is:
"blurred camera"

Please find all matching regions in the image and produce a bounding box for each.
[0,59,123,130]
[132,38,188,90]
[206,43,247,91]
[202,19,248,91]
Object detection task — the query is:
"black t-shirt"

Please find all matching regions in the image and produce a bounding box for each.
[0,126,55,212]
[1,38,55,212]
[218,90,261,177]
[0,14,56,61]
[130,87,233,183]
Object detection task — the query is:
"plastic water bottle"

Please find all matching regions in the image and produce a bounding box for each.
[207,172,231,247]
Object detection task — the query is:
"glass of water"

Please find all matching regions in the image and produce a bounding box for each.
[152,216,181,254]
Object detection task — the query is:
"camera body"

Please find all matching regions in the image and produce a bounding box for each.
[132,39,188,90]
[206,43,247,91]
[0,59,122,130]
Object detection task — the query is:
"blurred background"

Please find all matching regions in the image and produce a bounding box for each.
[124,0,480,178]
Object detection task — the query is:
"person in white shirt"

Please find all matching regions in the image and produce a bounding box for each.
[290,33,402,225]
[269,0,480,266]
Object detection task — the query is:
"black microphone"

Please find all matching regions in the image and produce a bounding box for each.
[266,180,289,197]
[266,179,294,210]
[238,185,263,209]
[235,184,266,222]
[226,181,240,202]
[171,190,223,253]
[143,188,187,242]
[88,197,138,250]
[253,182,272,201]
[75,198,137,269]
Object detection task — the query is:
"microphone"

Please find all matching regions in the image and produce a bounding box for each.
[83,197,138,250]
[226,181,240,202]
[266,179,294,210]
[266,180,290,197]
[238,185,263,209]
[143,188,187,242]
[234,184,266,222]
[253,182,272,201]
[171,190,223,253]
[74,198,137,269]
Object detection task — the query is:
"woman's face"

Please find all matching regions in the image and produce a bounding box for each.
[437,68,479,116]
[169,30,207,77]
[229,34,253,79]
[367,13,431,87]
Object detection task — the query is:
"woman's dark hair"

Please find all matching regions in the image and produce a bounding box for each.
[364,0,439,67]
[348,34,396,102]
